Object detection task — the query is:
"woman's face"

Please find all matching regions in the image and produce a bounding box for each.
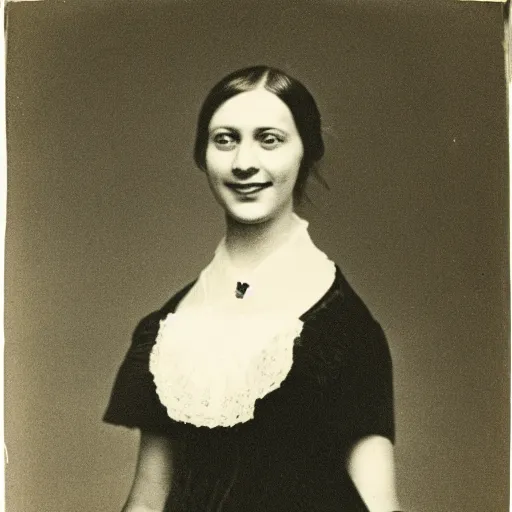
[205,88,304,225]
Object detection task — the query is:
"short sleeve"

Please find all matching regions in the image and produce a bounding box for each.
[325,276,395,455]
[103,310,182,435]
[342,320,395,446]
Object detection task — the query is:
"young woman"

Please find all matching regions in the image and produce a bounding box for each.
[104,66,402,512]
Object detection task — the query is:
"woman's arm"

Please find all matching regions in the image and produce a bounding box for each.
[347,435,401,512]
[122,431,175,512]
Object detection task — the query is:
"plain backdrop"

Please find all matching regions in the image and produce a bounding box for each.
[5,0,509,511]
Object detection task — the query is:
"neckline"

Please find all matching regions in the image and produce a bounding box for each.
[165,264,343,323]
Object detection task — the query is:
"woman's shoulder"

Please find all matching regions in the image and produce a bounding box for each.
[336,266,381,323]
[333,265,391,360]
[306,264,380,325]
[304,263,389,358]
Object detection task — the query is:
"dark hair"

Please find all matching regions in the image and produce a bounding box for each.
[193,65,325,201]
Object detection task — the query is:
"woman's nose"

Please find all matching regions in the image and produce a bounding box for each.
[232,142,259,178]
[232,167,259,179]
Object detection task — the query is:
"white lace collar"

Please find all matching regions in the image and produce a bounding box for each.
[149,214,336,428]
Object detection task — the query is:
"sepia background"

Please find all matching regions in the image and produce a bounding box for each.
[5,0,509,510]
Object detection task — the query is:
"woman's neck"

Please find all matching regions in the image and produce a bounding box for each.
[224,210,297,271]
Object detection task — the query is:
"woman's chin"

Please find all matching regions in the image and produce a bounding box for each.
[223,204,276,226]
[227,211,271,225]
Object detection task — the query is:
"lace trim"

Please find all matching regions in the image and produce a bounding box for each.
[149,311,303,428]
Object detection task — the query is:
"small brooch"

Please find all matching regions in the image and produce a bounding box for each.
[235,282,250,299]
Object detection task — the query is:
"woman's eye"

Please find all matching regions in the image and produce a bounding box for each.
[212,133,237,150]
[260,133,284,149]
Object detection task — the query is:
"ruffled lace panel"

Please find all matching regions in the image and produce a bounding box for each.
[150,311,304,428]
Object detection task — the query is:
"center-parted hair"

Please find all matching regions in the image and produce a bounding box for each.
[193,65,325,201]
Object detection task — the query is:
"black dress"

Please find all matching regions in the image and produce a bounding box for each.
[104,266,395,511]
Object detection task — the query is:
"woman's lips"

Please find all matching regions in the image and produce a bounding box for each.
[226,182,272,195]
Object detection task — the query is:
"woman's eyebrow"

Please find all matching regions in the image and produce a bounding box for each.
[209,125,238,133]
[254,127,287,135]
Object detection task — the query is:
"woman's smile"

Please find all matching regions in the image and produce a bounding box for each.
[225,181,273,196]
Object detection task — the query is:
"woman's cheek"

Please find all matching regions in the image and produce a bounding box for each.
[264,156,301,184]
[207,150,234,176]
